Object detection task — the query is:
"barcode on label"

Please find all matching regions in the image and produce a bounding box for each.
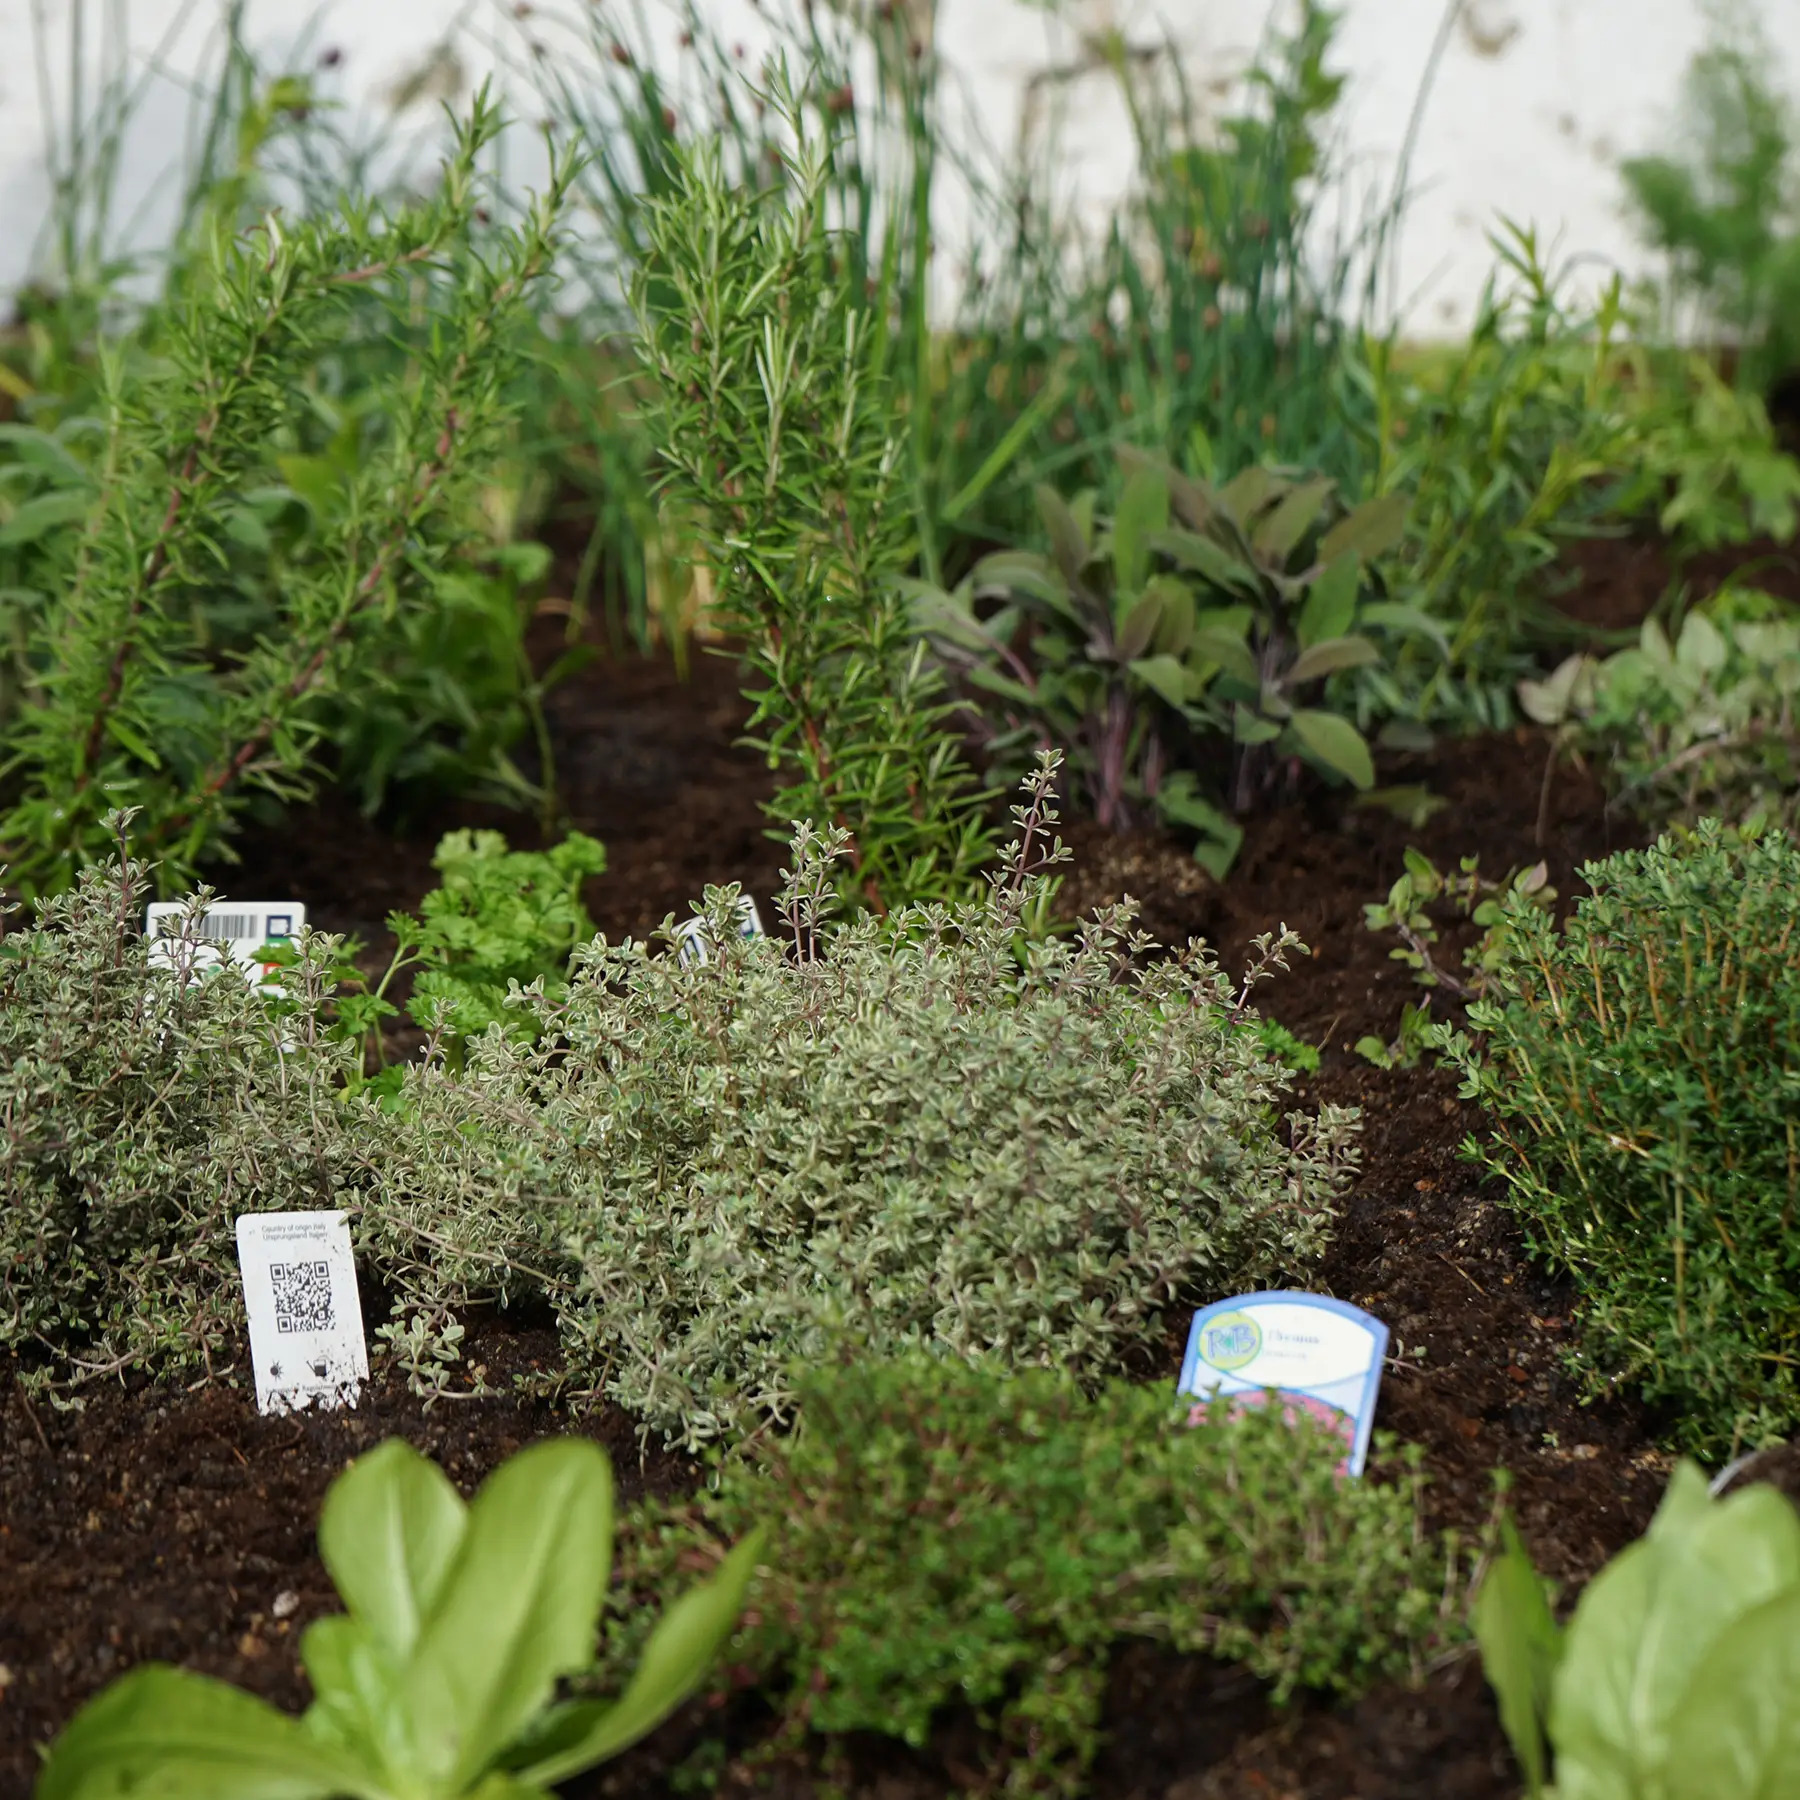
[271,1259,334,1335]
[154,911,258,943]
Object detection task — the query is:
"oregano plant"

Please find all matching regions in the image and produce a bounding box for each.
[628,62,995,912]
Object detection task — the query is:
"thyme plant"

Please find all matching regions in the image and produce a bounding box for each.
[0,816,384,1394]
[602,1356,1466,1799]
[1435,820,1800,1458]
[370,755,1360,1447]
[628,65,994,912]
[0,91,577,897]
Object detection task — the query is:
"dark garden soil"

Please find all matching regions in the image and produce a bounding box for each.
[0,525,1769,1800]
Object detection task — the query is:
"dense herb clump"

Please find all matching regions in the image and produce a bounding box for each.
[1521,604,1800,839]
[629,68,994,913]
[0,822,381,1391]
[374,756,1359,1446]
[599,1354,1467,1798]
[1437,820,1800,1458]
[0,93,575,899]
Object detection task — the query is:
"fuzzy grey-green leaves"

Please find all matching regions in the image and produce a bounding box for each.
[368,754,1360,1449]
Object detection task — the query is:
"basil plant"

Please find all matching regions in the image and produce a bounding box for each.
[38,1437,762,1800]
[1475,1459,1800,1797]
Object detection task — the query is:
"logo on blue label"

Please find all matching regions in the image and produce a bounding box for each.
[1178,1290,1389,1478]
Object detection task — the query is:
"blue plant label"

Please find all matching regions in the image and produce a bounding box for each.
[675,894,766,967]
[146,901,307,993]
[1178,1290,1389,1478]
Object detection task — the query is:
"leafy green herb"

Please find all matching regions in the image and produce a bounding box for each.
[364,754,1359,1447]
[1521,606,1800,838]
[1477,1461,1800,1798]
[1436,820,1800,1457]
[0,92,578,898]
[628,64,993,913]
[602,1354,1469,1799]
[1354,849,1554,1069]
[37,1435,763,1800]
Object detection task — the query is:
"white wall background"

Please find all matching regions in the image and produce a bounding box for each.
[0,0,1795,336]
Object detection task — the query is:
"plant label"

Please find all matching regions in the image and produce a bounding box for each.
[235,1211,369,1416]
[675,894,766,967]
[146,901,307,993]
[1177,1290,1389,1478]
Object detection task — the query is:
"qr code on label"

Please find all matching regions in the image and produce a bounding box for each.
[270,1260,333,1335]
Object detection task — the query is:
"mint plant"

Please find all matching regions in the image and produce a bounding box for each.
[0,91,576,898]
[1475,1460,1800,1798]
[366,754,1360,1447]
[629,64,993,913]
[37,1435,762,1800]
[1435,820,1800,1457]
[602,1354,1468,1798]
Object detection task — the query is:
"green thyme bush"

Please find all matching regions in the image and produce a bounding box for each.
[369,756,1360,1446]
[1435,820,1800,1458]
[0,819,383,1392]
[597,1353,1468,1798]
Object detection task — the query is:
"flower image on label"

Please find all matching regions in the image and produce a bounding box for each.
[1177,1290,1389,1478]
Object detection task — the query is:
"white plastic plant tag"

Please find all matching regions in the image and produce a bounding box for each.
[146,901,307,993]
[1177,1290,1389,1478]
[675,894,765,967]
[235,1211,369,1416]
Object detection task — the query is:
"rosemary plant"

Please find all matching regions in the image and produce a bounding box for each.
[628,65,994,912]
[0,89,577,897]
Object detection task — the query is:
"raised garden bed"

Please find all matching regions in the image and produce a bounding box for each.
[11,527,1787,1800]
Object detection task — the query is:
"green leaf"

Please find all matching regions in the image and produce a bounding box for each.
[1034,484,1091,585]
[1472,1517,1560,1798]
[1286,634,1380,686]
[318,1438,468,1664]
[1252,477,1334,566]
[1550,1463,1800,1793]
[298,1615,413,1776]
[1146,578,1195,655]
[1114,590,1165,662]
[970,550,1072,614]
[1150,527,1257,595]
[0,486,94,549]
[1296,556,1360,648]
[1287,710,1375,787]
[1517,654,1592,727]
[1189,627,1258,688]
[1127,653,1191,709]
[1154,773,1243,877]
[1663,1587,1800,1799]
[1232,705,1283,745]
[517,1528,766,1788]
[1110,464,1170,598]
[1674,611,1727,676]
[35,1665,375,1800]
[402,1437,616,1791]
[1318,492,1408,565]
[1218,465,1284,525]
[1360,601,1451,658]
